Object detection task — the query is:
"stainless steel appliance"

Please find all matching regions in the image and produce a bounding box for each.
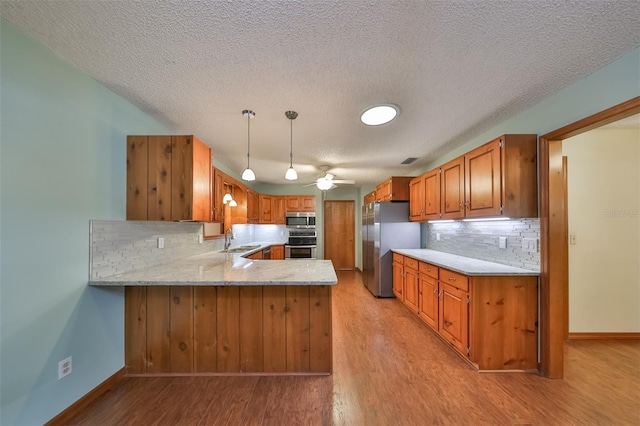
[362,201,420,297]
[285,229,317,259]
[286,212,316,229]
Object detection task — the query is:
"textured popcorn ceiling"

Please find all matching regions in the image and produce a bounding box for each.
[1,1,639,186]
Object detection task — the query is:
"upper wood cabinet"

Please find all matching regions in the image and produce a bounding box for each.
[440,156,466,220]
[464,135,537,218]
[273,196,286,224]
[363,190,376,205]
[127,135,211,222]
[375,176,412,201]
[259,194,273,224]
[285,195,316,212]
[212,168,226,223]
[410,168,440,221]
[246,189,260,223]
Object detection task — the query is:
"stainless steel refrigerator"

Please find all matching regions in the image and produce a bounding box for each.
[362,201,420,297]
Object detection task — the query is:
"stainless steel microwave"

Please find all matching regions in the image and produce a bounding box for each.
[285,212,316,228]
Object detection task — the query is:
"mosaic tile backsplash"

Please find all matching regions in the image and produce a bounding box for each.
[426,219,540,271]
[89,220,224,280]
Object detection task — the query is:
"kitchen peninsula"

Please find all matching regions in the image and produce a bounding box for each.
[90,242,337,376]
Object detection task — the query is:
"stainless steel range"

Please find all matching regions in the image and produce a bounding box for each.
[285,229,317,259]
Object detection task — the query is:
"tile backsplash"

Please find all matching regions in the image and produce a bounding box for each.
[426,219,540,271]
[90,220,224,280]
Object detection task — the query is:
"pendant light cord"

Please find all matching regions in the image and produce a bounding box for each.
[247,112,251,168]
[289,118,293,167]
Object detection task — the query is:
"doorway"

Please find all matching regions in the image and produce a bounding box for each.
[539,96,640,378]
[324,200,355,270]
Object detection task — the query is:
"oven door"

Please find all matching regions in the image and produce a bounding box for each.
[284,245,317,259]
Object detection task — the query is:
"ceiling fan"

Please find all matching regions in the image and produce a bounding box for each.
[306,166,355,191]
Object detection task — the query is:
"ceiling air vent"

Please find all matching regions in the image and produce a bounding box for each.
[401,157,418,165]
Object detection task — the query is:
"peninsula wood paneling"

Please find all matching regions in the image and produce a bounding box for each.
[125,285,332,375]
[263,286,287,372]
[193,287,217,372]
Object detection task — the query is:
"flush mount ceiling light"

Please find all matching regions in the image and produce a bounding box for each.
[360,104,399,126]
[284,110,298,181]
[241,109,256,181]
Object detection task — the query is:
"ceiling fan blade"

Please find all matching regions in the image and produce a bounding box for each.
[332,179,355,184]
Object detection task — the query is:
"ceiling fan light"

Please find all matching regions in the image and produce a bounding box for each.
[285,166,298,181]
[316,179,333,191]
[241,167,256,181]
[361,104,398,126]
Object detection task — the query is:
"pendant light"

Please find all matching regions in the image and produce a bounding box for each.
[222,183,233,204]
[284,110,298,181]
[241,109,256,181]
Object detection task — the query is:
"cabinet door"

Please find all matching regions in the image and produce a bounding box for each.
[392,260,404,300]
[403,265,419,313]
[273,196,286,224]
[285,196,300,211]
[212,169,226,222]
[423,169,440,220]
[270,245,285,260]
[301,196,315,212]
[418,275,438,329]
[246,190,259,223]
[465,138,501,218]
[376,180,391,201]
[409,176,424,221]
[440,156,465,219]
[260,194,273,224]
[439,282,468,355]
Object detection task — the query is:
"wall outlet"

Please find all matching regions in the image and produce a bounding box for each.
[522,238,539,252]
[157,237,165,249]
[436,233,441,241]
[498,236,507,249]
[570,234,577,245]
[58,356,72,380]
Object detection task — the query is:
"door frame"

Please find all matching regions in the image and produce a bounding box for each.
[538,96,640,378]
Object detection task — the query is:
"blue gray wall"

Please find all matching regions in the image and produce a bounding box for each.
[0,20,173,424]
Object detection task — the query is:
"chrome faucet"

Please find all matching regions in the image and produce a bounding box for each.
[224,228,233,251]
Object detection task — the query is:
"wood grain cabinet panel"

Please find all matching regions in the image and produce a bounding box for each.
[403,261,419,313]
[127,135,212,222]
[376,176,413,201]
[392,255,405,300]
[440,157,466,220]
[125,285,332,375]
[410,169,440,221]
[270,245,285,260]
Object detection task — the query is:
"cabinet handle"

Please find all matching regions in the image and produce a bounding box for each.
[438,291,443,298]
[433,288,438,295]
[448,277,456,281]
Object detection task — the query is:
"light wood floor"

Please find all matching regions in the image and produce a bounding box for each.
[67,271,640,425]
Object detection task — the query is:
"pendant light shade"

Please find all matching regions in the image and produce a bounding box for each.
[284,110,298,181]
[241,109,256,181]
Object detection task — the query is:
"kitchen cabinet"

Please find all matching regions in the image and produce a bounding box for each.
[409,168,440,221]
[273,196,286,224]
[270,245,285,260]
[285,195,315,212]
[440,156,465,220]
[363,191,376,205]
[394,254,538,371]
[403,257,419,313]
[246,251,263,260]
[375,176,413,201]
[464,135,537,218]
[246,189,260,223]
[392,253,405,300]
[212,168,226,222]
[417,262,439,329]
[127,135,211,222]
[259,194,273,224]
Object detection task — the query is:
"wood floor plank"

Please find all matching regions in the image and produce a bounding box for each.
[65,271,640,426]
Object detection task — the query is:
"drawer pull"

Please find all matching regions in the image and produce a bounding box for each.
[448,277,456,281]
[433,288,438,295]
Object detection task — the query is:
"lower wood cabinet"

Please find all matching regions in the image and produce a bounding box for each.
[125,285,332,375]
[394,254,538,371]
[403,257,419,313]
[270,245,285,260]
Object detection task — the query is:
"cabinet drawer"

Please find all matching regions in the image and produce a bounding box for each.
[404,257,419,270]
[439,268,468,292]
[393,253,404,263]
[419,262,438,279]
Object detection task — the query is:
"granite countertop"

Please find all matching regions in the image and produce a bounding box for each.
[391,249,539,276]
[90,242,337,286]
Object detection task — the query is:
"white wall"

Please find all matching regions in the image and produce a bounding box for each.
[563,126,640,332]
